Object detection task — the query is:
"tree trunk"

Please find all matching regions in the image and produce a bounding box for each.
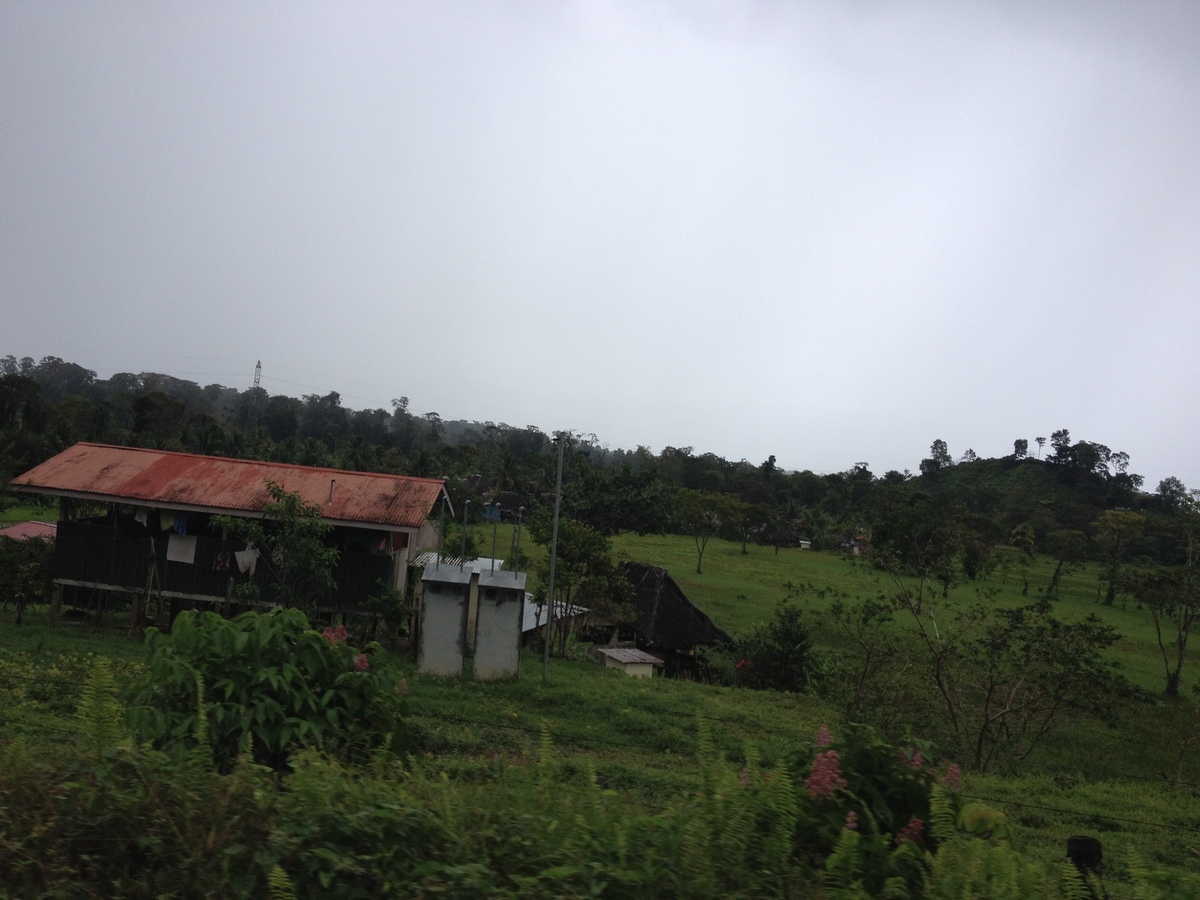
[1046,560,1064,598]
[1166,669,1181,697]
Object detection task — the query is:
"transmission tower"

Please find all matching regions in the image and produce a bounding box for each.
[250,360,261,432]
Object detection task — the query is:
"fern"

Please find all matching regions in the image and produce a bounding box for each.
[927,837,1058,898]
[927,783,956,843]
[1126,849,1174,900]
[75,657,127,755]
[760,764,799,876]
[536,721,554,784]
[267,864,298,900]
[184,668,214,772]
[695,713,715,763]
[823,828,868,897]
[1058,861,1091,900]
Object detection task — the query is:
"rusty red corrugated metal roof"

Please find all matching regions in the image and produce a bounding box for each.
[12,443,446,531]
[0,521,57,541]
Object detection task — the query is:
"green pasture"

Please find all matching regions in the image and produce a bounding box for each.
[0,501,52,524]
[603,531,1177,694]
[3,524,1200,893]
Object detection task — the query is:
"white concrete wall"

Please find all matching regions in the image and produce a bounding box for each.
[472,584,523,680]
[417,574,471,676]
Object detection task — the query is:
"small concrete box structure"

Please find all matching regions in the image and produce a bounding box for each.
[472,571,527,680]
[595,647,664,678]
[418,568,473,676]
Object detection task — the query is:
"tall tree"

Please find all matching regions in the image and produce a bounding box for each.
[1049,429,1072,465]
[1044,529,1088,598]
[1131,491,1200,696]
[674,489,737,574]
[527,512,633,657]
[1093,510,1145,605]
[918,439,952,476]
[1130,560,1198,697]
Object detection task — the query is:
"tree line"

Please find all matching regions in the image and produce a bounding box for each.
[3,354,1197,683]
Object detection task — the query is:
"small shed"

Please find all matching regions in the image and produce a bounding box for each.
[415,559,528,680]
[594,646,664,678]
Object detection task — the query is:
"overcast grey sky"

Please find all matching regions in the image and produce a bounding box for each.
[3,1,1198,487]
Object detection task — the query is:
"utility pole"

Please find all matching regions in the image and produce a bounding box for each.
[542,432,566,683]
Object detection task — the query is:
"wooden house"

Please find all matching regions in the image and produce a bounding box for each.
[12,442,447,623]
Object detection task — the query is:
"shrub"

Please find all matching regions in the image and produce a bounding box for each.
[0,532,54,623]
[735,600,818,693]
[125,608,405,770]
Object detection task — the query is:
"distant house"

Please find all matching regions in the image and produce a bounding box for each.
[608,561,733,676]
[12,442,447,622]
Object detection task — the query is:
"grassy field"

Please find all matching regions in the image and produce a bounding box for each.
[3,524,1200,892]
[0,501,54,524]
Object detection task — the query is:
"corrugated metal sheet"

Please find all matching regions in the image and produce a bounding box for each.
[412,551,507,573]
[522,598,587,633]
[13,443,447,531]
[0,521,57,541]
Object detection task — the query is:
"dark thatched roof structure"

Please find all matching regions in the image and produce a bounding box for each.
[618,561,733,652]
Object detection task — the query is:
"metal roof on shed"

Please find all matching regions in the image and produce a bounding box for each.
[13,442,447,531]
[0,521,57,541]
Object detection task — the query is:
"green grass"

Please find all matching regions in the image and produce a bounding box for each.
[401,648,832,803]
[5,534,1200,893]
[0,501,53,524]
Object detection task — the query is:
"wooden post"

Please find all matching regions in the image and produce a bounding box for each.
[49,583,62,625]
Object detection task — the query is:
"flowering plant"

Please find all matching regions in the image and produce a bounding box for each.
[789,723,965,895]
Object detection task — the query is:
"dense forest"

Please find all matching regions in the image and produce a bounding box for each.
[1,353,1195,597]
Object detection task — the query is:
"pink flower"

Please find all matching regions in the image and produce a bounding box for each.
[844,810,858,831]
[805,750,848,801]
[942,763,962,792]
[322,625,348,645]
[898,747,923,769]
[354,653,369,671]
[895,817,924,846]
[816,724,834,747]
